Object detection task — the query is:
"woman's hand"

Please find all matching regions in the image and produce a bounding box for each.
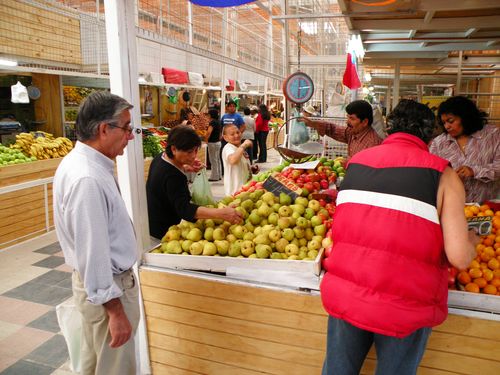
[456,166,474,179]
[217,207,243,224]
[184,158,205,173]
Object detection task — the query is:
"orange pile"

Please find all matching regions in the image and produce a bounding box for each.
[457,204,500,295]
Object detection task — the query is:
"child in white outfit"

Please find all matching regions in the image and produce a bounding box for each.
[222,124,253,196]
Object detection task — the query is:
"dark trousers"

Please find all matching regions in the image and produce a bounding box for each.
[252,135,258,160]
[256,131,269,162]
[241,139,254,164]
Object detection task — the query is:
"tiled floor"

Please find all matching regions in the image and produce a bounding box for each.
[0,148,282,374]
[0,232,73,374]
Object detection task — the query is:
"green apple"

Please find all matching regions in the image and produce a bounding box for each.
[310,215,323,227]
[290,204,305,215]
[214,240,229,256]
[228,241,242,257]
[204,227,214,241]
[186,228,202,242]
[277,217,291,229]
[307,239,322,251]
[304,207,315,220]
[308,199,321,212]
[268,212,279,225]
[189,242,203,255]
[282,228,295,241]
[278,205,292,217]
[181,240,193,252]
[279,192,292,205]
[285,243,299,257]
[203,242,217,256]
[314,224,326,236]
[212,227,226,241]
[248,212,262,225]
[240,240,255,257]
[255,244,272,258]
[268,229,282,243]
[275,238,289,253]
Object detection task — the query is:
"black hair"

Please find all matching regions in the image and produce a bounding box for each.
[243,107,251,116]
[165,125,201,158]
[386,99,436,143]
[208,108,219,120]
[259,104,271,121]
[345,100,373,126]
[227,100,236,107]
[437,96,488,135]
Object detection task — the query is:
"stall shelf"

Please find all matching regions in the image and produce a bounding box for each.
[138,265,500,375]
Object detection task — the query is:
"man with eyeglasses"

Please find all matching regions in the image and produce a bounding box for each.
[53,91,139,375]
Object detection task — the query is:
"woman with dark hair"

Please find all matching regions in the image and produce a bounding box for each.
[430,96,499,202]
[146,125,242,239]
[255,104,271,163]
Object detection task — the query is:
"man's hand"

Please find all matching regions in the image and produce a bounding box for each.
[456,166,474,179]
[103,298,132,348]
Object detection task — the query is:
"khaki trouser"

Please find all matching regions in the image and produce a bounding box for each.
[72,270,140,375]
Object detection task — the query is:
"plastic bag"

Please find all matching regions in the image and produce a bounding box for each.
[191,168,215,206]
[289,108,310,146]
[56,298,82,373]
[11,81,29,104]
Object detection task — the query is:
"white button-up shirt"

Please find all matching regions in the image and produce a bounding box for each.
[53,142,137,305]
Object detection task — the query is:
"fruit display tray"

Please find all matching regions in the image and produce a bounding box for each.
[142,247,323,277]
[448,290,500,314]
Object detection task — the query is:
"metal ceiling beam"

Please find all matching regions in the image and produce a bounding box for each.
[362,31,500,40]
[363,38,500,44]
[366,42,498,52]
[419,0,500,11]
[355,16,500,31]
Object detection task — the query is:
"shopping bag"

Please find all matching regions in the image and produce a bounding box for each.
[11,81,29,104]
[191,168,215,206]
[56,298,82,373]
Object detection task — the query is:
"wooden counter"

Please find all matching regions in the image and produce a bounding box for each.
[139,267,500,375]
[0,158,153,249]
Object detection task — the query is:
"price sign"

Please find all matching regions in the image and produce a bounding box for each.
[282,72,315,104]
[467,216,492,236]
[263,175,302,201]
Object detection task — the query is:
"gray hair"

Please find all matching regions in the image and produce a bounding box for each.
[75,91,133,141]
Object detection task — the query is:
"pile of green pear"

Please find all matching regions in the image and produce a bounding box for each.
[152,189,333,260]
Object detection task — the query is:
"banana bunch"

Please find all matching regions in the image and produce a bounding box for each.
[29,137,73,160]
[10,133,35,155]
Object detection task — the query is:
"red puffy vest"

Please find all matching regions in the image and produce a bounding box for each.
[321,133,449,338]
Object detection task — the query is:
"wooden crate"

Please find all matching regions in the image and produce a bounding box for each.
[139,268,500,375]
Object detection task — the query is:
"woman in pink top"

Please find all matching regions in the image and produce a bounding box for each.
[255,104,270,163]
[429,96,499,203]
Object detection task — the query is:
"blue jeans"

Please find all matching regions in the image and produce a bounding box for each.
[322,316,431,375]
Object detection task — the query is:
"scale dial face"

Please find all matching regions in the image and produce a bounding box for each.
[282,72,314,104]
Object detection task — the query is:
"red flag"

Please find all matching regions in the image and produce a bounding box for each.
[342,53,361,90]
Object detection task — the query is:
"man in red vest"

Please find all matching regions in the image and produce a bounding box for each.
[320,100,477,375]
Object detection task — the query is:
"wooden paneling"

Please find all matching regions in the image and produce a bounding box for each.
[31,74,63,137]
[0,0,81,65]
[140,269,500,375]
[0,158,61,188]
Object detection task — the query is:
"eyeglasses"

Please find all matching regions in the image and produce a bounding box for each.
[107,122,136,135]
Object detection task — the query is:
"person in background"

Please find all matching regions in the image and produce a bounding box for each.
[241,106,255,163]
[250,105,259,162]
[222,124,253,196]
[53,91,140,375]
[220,99,244,130]
[147,125,242,239]
[255,104,271,163]
[320,100,477,375]
[205,108,222,181]
[429,96,499,203]
[301,99,382,161]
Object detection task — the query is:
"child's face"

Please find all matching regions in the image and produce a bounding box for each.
[223,126,241,146]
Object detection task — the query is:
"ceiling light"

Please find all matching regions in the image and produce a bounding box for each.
[0,58,18,67]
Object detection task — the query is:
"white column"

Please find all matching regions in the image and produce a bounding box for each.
[104,1,151,374]
[392,60,400,110]
[187,1,193,45]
